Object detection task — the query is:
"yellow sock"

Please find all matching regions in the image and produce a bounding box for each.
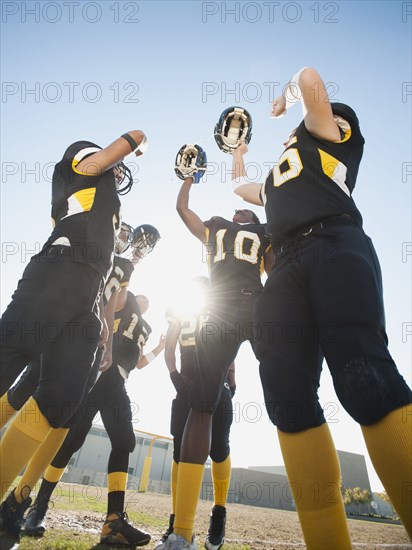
[211,455,231,507]
[44,464,66,483]
[0,392,17,429]
[0,397,52,500]
[171,460,179,514]
[108,471,128,494]
[278,424,352,550]
[174,462,204,542]
[15,427,69,502]
[361,405,412,538]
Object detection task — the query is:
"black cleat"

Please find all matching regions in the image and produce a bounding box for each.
[23,500,49,537]
[100,511,151,546]
[204,505,226,550]
[161,513,175,542]
[0,489,32,542]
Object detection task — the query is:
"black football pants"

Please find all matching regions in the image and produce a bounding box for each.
[255,222,412,432]
[0,249,102,427]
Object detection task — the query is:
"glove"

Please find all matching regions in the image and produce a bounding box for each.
[229,384,236,398]
[175,144,207,183]
[170,370,193,397]
[214,106,253,154]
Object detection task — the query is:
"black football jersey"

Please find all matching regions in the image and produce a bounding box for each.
[262,103,364,245]
[204,217,270,299]
[113,291,152,379]
[103,255,135,304]
[42,141,121,279]
[166,309,208,379]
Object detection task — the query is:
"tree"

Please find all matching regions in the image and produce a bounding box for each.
[342,487,372,514]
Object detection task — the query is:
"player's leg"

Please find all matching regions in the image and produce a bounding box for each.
[23,395,100,537]
[0,252,87,394]
[254,244,352,550]
[23,353,103,537]
[157,396,190,544]
[206,385,234,550]
[312,225,412,537]
[171,325,241,547]
[0,360,42,429]
[0,256,48,395]
[100,377,151,546]
[0,259,101,501]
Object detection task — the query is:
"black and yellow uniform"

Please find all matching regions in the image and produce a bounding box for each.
[255,104,412,432]
[104,255,135,304]
[167,310,233,464]
[43,141,121,279]
[6,255,135,415]
[0,141,121,427]
[190,217,270,413]
[262,104,363,244]
[28,291,151,517]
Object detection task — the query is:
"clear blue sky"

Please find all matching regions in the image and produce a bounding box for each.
[1,1,411,493]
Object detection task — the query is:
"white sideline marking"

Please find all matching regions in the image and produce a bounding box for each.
[227,540,411,548]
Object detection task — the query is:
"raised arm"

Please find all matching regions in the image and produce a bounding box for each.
[164,321,180,374]
[231,143,263,205]
[271,67,340,142]
[76,130,147,175]
[136,333,165,370]
[176,178,207,242]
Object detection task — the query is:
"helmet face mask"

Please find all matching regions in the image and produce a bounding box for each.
[130,224,161,261]
[115,222,134,254]
[214,106,253,154]
[115,162,134,195]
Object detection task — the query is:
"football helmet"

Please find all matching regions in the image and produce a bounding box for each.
[131,224,161,259]
[214,106,252,153]
[115,222,134,254]
[331,103,359,126]
[114,161,134,195]
[175,144,207,183]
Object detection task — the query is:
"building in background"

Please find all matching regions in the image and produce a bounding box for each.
[60,424,395,518]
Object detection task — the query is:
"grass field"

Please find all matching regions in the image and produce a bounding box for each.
[6,482,412,550]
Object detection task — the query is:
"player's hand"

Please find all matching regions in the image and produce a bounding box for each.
[99,348,113,372]
[271,95,287,118]
[233,140,248,156]
[170,370,193,397]
[158,333,166,351]
[98,318,109,347]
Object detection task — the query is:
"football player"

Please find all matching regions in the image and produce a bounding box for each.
[22,292,164,547]
[156,277,235,550]
[0,131,147,540]
[157,170,272,550]
[231,67,412,547]
[0,223,160,543]
[0,222,159,431]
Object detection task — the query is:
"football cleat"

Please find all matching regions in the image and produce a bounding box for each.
[23,500,49,537]
[153,533,197,550]
[204,505,226,550]
[100,511,151,546]
[0,489,32,541]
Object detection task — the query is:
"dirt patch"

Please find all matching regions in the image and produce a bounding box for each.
[39,487,410,549]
